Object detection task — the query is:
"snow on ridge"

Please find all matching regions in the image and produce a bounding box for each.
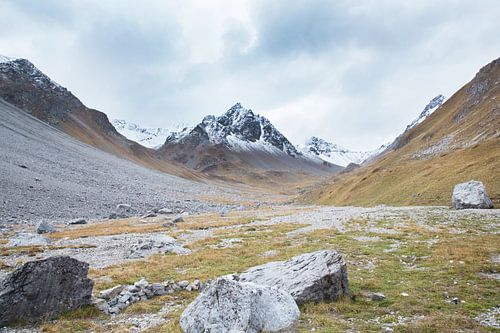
[405,94,446,131]
[298,136,387,167]
[112,119,190,149]
[0,55,19,64]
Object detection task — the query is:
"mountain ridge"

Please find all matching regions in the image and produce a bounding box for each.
[301,57,500,206]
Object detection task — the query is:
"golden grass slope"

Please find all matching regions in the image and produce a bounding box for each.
[302,57,500,207]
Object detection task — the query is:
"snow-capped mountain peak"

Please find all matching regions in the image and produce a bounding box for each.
[166,103,299,156]
[406,94,446,131]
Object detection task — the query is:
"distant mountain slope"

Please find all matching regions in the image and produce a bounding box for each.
[0,55,200,180]
[298,137,387,167]
[158,103,342,183]
[301,58,500,206]
[0,98,220,223]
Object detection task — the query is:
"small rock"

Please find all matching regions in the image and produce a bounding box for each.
[401,292,409,297]
[141,212,157,218]
[68,218,87,225]
[36,221,55,234]
[371,292,386,301]
[108,306,120,315]
[451,297,460,305]
[178,280,190,289]
[158,208,174,215]
[134,278,149,289]
[91,297,109,312]
[173,215,184,223]
[99,285,125,300]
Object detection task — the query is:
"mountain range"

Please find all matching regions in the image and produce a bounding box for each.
[0,53,497,205]
[112,95,447,168]
[302,58,499,206]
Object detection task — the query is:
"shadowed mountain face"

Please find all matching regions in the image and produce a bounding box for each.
[158,103,342,179]
[302,57,500,206]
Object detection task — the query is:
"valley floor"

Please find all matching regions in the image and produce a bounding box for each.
[1,203,499,332]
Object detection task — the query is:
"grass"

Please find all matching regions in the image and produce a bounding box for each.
[7,208,498,332]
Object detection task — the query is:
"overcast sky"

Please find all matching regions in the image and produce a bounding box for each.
[1,0,499,150]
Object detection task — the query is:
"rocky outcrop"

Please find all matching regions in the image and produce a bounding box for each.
[452,180,494,209]
[0,256,93,325]
[180,277,300,333]
[239,250,348,304]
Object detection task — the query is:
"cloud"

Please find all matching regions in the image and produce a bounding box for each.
[0,0,499,150]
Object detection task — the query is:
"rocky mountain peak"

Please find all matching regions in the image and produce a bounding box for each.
[0,55,83,125]
[405,94,446,131]
[166,103,299,156]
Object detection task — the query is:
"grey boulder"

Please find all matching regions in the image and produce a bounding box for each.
[452,180,493,209]
[180,277,300,333]
[36,221,56,234]
[239,250,348,304]
[0,256,93,325]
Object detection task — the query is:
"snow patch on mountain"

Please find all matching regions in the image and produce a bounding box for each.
[0,55,63,91]
[112,119,189,149]
[406,95,446,131]
[0,55,18,64]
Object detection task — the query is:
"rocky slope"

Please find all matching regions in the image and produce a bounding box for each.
[0,98,233,226]
[158,104,342,183]
[302,58,500,206]
[0,55,199,180]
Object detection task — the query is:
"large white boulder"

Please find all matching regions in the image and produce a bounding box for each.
[180,277,300,333]
[452,180,493,209]
[238,250,348,304]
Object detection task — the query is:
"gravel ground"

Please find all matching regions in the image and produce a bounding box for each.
[0,100,241,229]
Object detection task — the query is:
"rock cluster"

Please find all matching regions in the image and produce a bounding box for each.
[0,256,93,325]
[180,277,300,333]
[93,278,201,315]
[128,234,191,259]
[452,180,494,209]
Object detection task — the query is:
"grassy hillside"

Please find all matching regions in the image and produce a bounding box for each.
[301,58,500,207]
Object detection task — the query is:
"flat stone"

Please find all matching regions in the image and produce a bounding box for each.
[239,250,348,304]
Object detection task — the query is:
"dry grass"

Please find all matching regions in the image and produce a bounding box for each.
[11,208,499,332]
[48,218,168,240]
[301,63,500,207]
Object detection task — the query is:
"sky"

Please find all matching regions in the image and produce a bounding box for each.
[0,0,499,151]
